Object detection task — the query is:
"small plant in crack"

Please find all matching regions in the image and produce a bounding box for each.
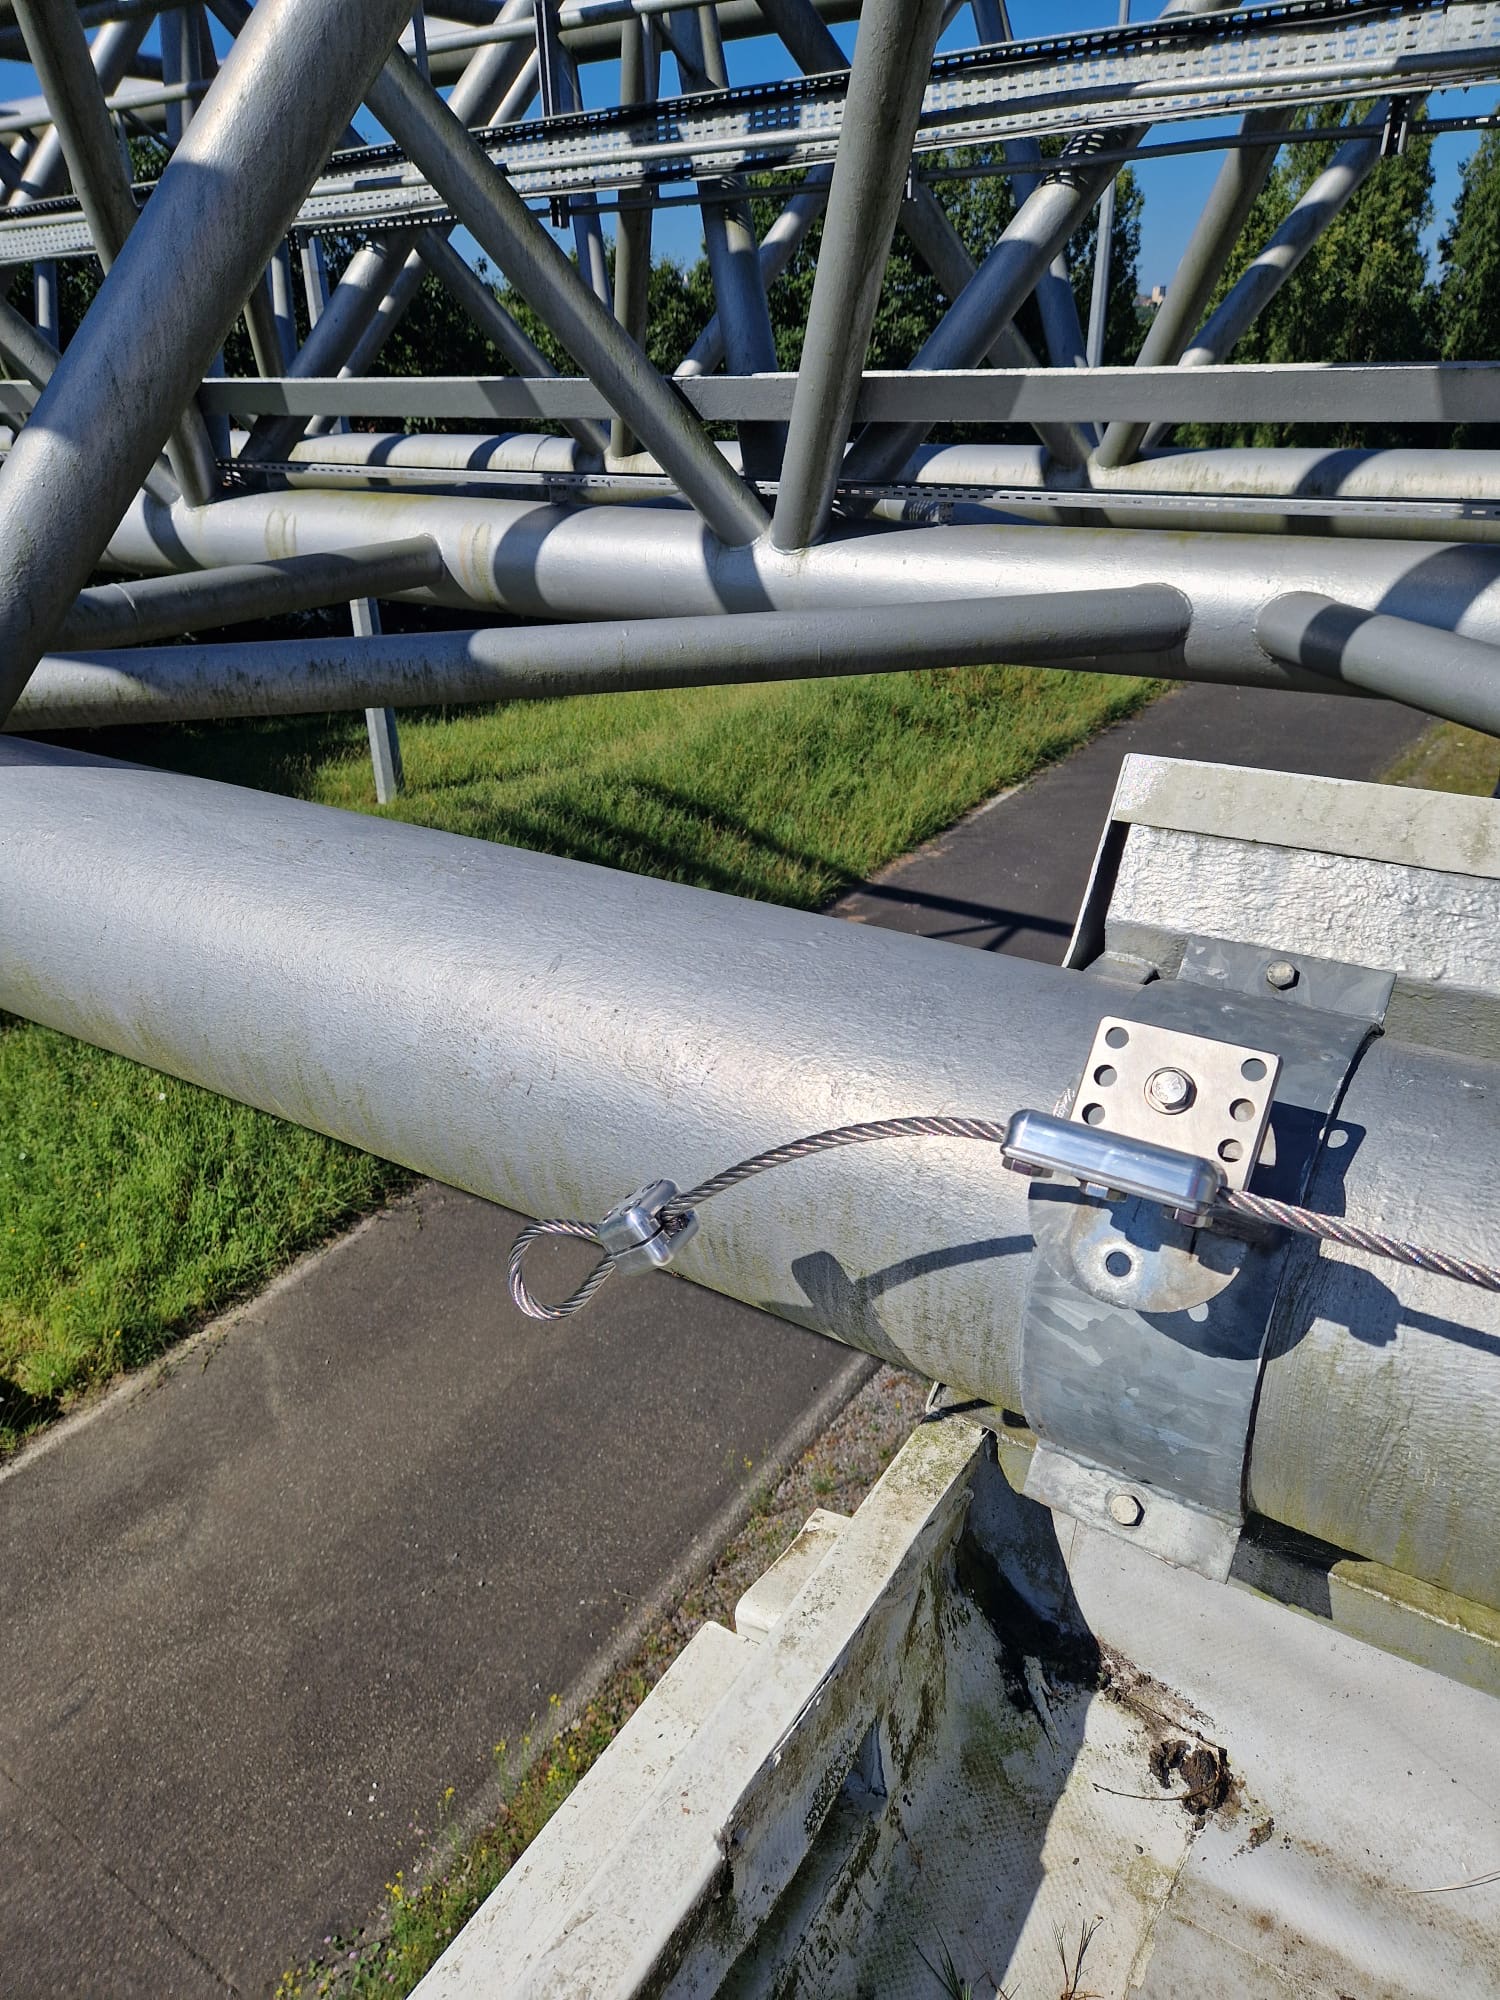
[1053,1914,1104,2000]
[915,1934,1014,2000]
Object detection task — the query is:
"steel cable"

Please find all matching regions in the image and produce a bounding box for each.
[1221,1188,1500,1294]
[507,1114,1500,1320]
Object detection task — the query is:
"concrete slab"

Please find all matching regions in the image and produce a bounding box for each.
[0,682,1430,1994]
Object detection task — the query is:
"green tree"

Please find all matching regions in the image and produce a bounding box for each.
[1434,130,1500,445]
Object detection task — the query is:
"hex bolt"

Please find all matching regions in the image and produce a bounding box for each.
[1265,959,1299,991]
[1108,1490,1145,1528]
[1144,1066,1194,1114]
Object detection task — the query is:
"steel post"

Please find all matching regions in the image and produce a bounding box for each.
[363,47,768,546]
[14,583,1191,727]
[32,256,57,342]
[351,595,405,804]
[0,0,417,725]
[771,0,948,549]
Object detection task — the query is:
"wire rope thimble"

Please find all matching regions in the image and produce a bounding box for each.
[596,1179,699,1275]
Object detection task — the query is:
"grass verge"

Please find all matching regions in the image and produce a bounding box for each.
[272,1365,927,1999]
[2,663,1159,1448]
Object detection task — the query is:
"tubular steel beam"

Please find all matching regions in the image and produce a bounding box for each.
[12,584,1191,728]
[1,733,1497,1612]
[1179,117,1387,373]
[771,0,946,547]
[363,45,768,546]
[53,538,444,650]
[98,490,1500,689]
[0,0,417,726]
[197,363,1500,427]
[1256,590,1500,737]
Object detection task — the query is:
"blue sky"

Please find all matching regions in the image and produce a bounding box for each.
[0,2,1491,296]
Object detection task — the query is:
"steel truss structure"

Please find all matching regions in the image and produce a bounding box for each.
[0,0,1496,757]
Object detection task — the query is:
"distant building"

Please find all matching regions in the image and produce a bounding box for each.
[1136,283,1167,310]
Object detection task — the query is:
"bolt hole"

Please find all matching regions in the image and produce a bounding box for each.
[1104,1025,1130,1049]
[1240,1058,1267,1082]
[1218,1138,1243,1163]
[1187,1303,1210,1324]
[1229,1098,1255,1122]
[1093,1064,1117,1087]
[1082,1103,1106,1126]
[1326,1126,1349,1150]
[1104,1249,1133,1278]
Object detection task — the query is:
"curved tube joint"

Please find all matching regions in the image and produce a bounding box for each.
[1257,590,1500,738]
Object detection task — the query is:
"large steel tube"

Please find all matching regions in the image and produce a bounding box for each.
[101,491,1500,687]
[11,584,1190,728]
[1,736,1497,1610]
[1256,589,1500,736]
[0,0,417,725]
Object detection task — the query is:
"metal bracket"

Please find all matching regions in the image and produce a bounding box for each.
[1017,966,1382,1580]
[1070,1015,1279,1192]
[1024,1444,1242,1583]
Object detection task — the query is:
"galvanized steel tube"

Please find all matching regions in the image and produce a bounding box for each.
[0,736,1497,1610]
[52,537,444,651]
[12,584,1191,728]
[771,0,948,547]
[101,492,1500,689]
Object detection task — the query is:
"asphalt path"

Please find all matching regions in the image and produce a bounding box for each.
[0,683,1427,1995]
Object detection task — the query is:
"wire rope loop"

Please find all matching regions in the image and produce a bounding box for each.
[508,1217,616,1321]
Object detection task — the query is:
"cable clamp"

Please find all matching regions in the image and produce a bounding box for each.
[597,1179,699,1275]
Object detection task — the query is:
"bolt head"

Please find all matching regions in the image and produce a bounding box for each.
[1265,959,1299,991]
[1108,1490,1145,1528]
[1144,1066,1194,1113]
